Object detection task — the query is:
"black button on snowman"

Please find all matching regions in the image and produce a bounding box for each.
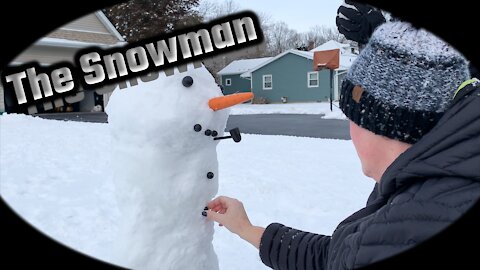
[182,76,194,87]
[186,74,244,145]
[181,74,253,217]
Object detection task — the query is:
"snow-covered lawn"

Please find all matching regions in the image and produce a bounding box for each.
[0,114,372,269]
[230,102,347,119]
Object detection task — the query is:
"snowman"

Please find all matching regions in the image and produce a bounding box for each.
[106,63,252,270]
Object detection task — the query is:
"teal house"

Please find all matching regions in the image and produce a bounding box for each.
[219,41,357,103]
[218,57,272,95]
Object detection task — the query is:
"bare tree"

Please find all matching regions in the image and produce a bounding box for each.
[198,0,271,80]
[265,21,303,55]
[302,25,351,49]
[197,0,354,79]
[198,0,240,21]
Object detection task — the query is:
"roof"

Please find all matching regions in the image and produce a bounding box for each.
[35,37,125,49]
[310,40,350,52]
[234,41,359,78]
[240,49,314,78]
[218,57,272,75]
[38,10,126,48]
[94,11,125,42]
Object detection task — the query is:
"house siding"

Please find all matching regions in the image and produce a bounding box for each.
[0,83,4,112]
[13,46,78,64]
[60,13,111,34]
[221,74,251,95]
[48,29,119,45]
[2,11,124,114]
[251,53,332,103]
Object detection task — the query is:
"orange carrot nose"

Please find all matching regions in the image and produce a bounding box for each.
[208,92,254,111]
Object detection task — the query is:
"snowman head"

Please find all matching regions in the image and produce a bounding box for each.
[106,64,253,152]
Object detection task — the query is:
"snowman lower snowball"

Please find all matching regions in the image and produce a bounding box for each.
[106,64,252,270]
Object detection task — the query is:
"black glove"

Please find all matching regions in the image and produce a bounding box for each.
[336,0,386,45]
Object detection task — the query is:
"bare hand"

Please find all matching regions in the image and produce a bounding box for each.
[206,196,265,249]
[206,196,252,235]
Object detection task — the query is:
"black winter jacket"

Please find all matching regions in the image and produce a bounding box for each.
[259,83,480,269]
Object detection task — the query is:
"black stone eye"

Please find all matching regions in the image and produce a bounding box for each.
[182,76,194,87]
[207,172,214,179]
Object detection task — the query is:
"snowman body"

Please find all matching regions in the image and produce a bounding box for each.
[106,65,228,270]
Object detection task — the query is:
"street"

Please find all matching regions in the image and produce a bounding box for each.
[226,114,350,139]
[35,112,350,140]
[35,112,108,123]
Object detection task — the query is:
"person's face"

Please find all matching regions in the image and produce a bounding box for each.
[349,121,381,180]
[349,121,412,182]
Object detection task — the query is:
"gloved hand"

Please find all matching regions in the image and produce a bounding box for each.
[336,0,386,45]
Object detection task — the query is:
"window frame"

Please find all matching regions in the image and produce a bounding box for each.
[263,74,273,90]
[307,71,319,88]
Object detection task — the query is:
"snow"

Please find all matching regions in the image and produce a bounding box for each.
[239,48,355,78]
[217,57,273,75]
[0,113,373,269]
[38,37,101,47]
[291,49,315,59]
[104,65,228,269]
[230,102,347,119]
[36,37,125,49]
[240,50,315,78]
[240,47,355,78]
[310,40,350,52]
[240,49,313,78]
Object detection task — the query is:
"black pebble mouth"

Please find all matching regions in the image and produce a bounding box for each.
[193,123,219,138]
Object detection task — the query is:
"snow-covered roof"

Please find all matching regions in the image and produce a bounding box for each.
[310,40,350,52]
[35,37,119,48]
[218,57,272,75]
[36,37,127,49]
[239,47,358,77]
[240,50,313,78]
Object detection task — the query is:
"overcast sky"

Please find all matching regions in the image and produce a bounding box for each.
[208,0,344,32]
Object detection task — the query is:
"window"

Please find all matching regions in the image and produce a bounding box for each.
[308,72,319,88]
[225,78,232,86]
[263,75,272,90]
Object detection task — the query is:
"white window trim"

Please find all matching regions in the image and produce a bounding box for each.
[225,78,232,86]
[307,71,319,88]
[263,74,273,90]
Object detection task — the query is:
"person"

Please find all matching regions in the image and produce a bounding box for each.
[204,21,480,269]
[336,0,480,79]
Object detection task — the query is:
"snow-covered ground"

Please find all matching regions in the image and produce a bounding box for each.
[230,102,347,119]
[0,114,373,269]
